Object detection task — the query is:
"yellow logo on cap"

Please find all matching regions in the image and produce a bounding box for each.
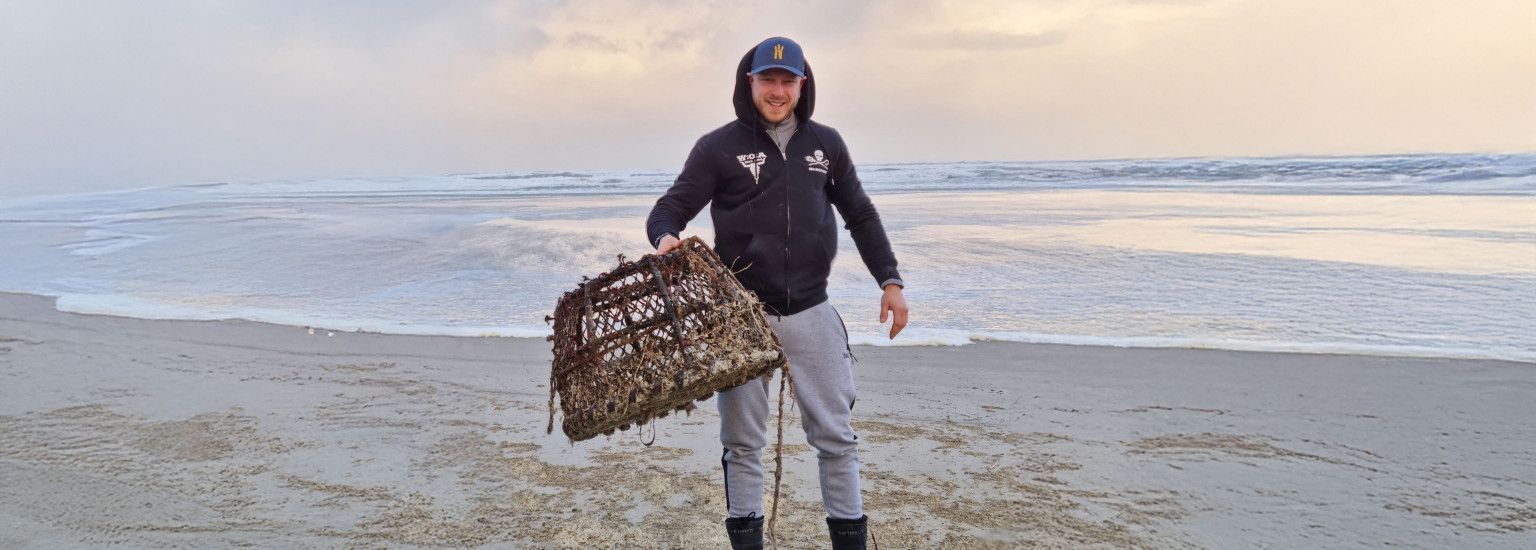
[773,44,784,60]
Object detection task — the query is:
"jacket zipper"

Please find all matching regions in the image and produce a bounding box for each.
[769,126,800,316]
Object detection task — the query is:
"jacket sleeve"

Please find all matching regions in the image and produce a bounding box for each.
[823,128,904,288]
[646,139,716,248]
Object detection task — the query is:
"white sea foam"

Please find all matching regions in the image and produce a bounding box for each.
[3,154,1533,363]
[850,328,1535,363]
[53,293,551,338]
[58,229,159,256]
[54,290,1532,362]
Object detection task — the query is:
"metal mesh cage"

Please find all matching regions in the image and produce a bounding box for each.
[545,237,785,441]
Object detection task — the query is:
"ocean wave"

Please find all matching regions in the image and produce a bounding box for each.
[847,328,1536,363]
[4,154,1531,367]
[51,293,550,338]
[41,292,1536,364]
[56,229,159,256]
[45,153,1531,202]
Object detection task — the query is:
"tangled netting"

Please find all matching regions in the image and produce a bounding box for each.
[546,236,786,442]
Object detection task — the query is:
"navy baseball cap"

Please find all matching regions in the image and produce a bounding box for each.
[749,37,805,77]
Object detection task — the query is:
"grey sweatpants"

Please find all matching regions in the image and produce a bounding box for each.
[718,299,862,520]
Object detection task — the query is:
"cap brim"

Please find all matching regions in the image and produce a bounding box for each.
[749,64,805,77]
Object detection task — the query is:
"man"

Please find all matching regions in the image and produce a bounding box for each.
[646,37,908,550]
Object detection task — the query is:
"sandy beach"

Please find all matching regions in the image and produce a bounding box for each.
[0,291,1531,548]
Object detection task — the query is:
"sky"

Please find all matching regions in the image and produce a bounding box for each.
[2,0,1533,197]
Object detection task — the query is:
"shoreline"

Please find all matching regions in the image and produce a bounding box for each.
[13,291,1532,365]
[1,291,1532,547]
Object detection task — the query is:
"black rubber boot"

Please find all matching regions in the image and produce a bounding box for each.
[725,515,764,550]
[827,515,868,550]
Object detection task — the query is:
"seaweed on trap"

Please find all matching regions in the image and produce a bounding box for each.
[546,236,787,442]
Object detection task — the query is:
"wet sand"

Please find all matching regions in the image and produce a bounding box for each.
[0,292,1531,548]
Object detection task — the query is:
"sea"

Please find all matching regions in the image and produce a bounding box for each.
[3,153,1533,363]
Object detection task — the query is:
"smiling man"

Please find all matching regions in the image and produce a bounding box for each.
[646,37,907,550]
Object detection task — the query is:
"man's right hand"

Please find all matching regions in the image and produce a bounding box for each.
[655,234,682,255]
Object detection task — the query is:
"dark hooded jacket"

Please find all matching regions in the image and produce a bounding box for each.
[645,47,902,316]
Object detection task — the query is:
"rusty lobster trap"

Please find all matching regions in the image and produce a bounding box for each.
[545,236,786,441]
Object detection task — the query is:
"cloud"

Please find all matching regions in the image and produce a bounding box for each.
[908,29,1068,50]
[0,0,1531,197]
[560,32,624,52]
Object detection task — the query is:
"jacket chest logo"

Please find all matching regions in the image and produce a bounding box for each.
[737,152,767,184]
[805,149,830,174]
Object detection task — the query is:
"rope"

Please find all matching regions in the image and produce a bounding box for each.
[639,419,656,447]
[582,282,596,345]
[649,262,693,375]
[545,369,558,435]
[765,359,794,549]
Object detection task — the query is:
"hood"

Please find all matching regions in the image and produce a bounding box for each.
[732,46,815,126]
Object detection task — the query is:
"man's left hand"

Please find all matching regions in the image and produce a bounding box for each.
[879,284,908,340]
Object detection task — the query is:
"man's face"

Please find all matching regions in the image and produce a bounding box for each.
[749,69,804,124]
